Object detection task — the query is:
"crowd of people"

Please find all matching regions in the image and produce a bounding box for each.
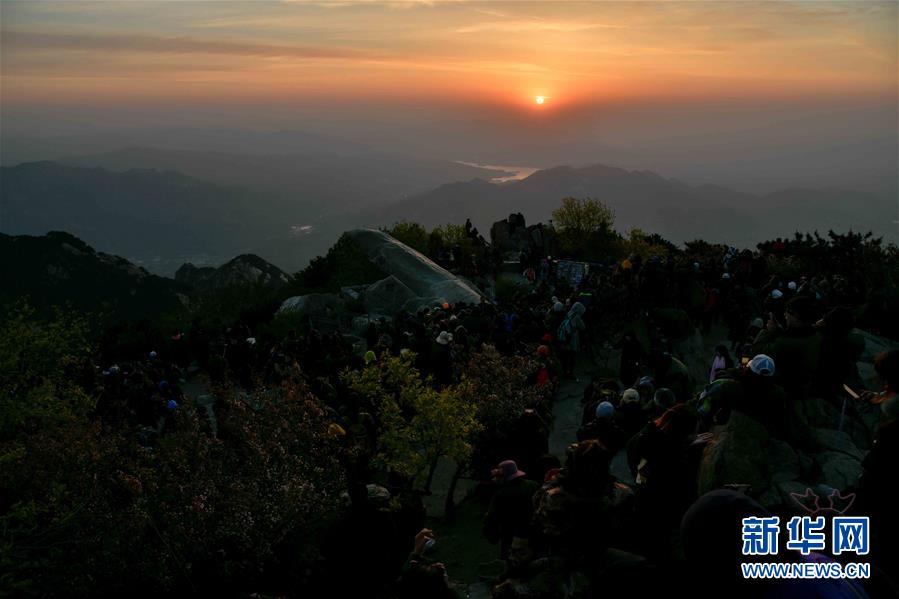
[87,228,897,598]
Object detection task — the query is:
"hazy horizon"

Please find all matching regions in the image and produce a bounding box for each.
[3,1,897,196]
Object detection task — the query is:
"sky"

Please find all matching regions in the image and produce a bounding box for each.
[1,1,897,192]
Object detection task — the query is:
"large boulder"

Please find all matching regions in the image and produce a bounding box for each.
[808,428,865,462]
[344,229,483,309]
[815,451,862,491]
[278,293,342,316]
[363,275,418,315]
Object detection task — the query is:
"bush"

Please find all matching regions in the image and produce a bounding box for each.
[341,353,481,491]
[1,304,346,594]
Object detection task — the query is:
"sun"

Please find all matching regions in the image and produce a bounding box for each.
[535,96,545,105]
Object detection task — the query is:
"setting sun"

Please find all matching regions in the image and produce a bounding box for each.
[535,96,545,105]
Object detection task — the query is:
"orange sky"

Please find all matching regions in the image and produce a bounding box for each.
[2,1,897,112]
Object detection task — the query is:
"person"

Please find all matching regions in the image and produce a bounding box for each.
[862,349,899,420]
[616,330,644,388]
[532,440,632,558]
[627,405,699,559]
[577,401,627,452]
[753,295,822,397]
[394,529,462,599]
[716,353,788,438]
[812,306,865,400]
[557,302,586,379]
[709,344,734,383]
[647,351,694,403]
[432,331,454,387]
[506,410,550,481]
[483,460,540,559]
[617,388,646,437]
[857,351,899,585]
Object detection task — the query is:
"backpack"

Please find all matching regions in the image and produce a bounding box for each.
[557,317,573,343]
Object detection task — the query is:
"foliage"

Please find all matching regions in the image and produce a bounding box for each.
[341,353,482,487]
[620,228,678,261]
[494,275,527,305]
[282,233,386,296]
[462,345,552,431]
[383,221,430,254]
[551,197,619,260]
[0,302,94,438]
[460,345,554,473]
[1,304,345,594]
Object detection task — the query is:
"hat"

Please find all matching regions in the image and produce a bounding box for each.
[636,376,654,390]
[363,350,377,364]
[246,337,256,346]
[553,302,565,313]
[366,483,391,503]
[770,289,783,299]
[721,272,731,280]
[492,460,526,482]
[149,351,158,359]
[436,331,454,345]
[751,317,764,328]
[748,354,775,377]
[166,399,178,411]
[537,345,550,357]
[442,302,451,310]
[621,388,640,404]
[595,401,615,419]
[787,281,797,291]
[654,388,676,408]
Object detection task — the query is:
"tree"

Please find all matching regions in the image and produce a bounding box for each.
[1,303,346,594]
[341,352,481,492]
[384,221,429,254]
[460,345,554,476]
[551,197,618,260]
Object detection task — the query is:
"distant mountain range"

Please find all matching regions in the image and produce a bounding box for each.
[0,161,290,274]
[368,163,897,246]
[58,146,507,218]
[2,159,895,278]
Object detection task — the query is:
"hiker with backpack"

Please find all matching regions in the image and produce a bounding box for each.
[557,302,586,379]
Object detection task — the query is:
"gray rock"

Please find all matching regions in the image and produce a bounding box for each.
[698,411,771,495]
[176,254,290,291]
[363,275,418,315]
[809,428,865,461]
[767,439,800,483]
[278,292,343,316]
[815,451,862,491]
[775,481,811,508]
[345,229,483,309]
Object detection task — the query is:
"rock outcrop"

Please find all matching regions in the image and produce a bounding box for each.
[0,231,187,319]
[176,254,290,292]
[342,229,484,309]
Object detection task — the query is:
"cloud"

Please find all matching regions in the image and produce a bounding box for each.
[1,30,389,61]
[454,19,620,34]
